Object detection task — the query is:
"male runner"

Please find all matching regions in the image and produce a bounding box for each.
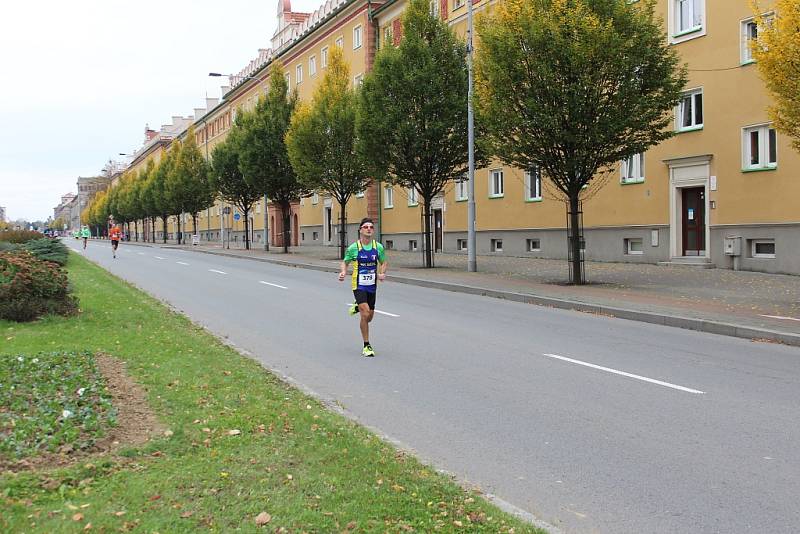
[80,226,91,250]
[109,225,123,258]
[338,218,387,357]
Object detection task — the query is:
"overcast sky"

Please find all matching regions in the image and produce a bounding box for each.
[0,0,321,222]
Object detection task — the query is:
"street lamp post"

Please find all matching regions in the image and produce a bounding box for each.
[209,72,270,251]
[467,0,477,272]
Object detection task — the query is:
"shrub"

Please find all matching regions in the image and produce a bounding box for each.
[0,230,43,244]
[24,238,69,266]
[0,250,78,322]
[0,241,20,253]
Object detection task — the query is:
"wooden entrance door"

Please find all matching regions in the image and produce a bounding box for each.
[433,209,443,252]
[682,187,705,256]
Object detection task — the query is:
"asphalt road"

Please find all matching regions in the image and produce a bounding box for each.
[67,239,800,534]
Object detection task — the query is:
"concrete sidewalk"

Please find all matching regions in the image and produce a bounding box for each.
[117,239,800,347]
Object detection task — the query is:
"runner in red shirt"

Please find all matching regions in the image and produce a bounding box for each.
[110,225,123,259]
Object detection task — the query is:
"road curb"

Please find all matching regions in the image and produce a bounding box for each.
[126,241,800,348]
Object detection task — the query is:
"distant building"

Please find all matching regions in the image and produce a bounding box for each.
[77,176,110,224]
[53,192,76,227]
[0,206,6,223]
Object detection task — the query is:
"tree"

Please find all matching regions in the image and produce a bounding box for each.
[210,129,263,246]
[358,0,477,267]
[475,0,686,284]
[752,0,800,152]
[287,47,370,259]
[240,63,308,252]
[138,160,159,243]
[151,151,176,243]
[172,126,215,239]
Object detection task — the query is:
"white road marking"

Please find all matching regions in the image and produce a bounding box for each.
[259,281,288,289]
[176,261,190,266]
[137,252,145,255]
[760,314,800,322]
[343,303,399,317]
[542,353,705,395]
[154,256,165,260]
[209,269,227,275]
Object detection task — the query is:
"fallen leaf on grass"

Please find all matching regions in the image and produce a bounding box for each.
[181,511,194,518]
[254,512,272,526]
[114,511,126,517]
[163,430,173,437]
[72,513,84,521]
[84,523,92,531]
[148,495,161,501]
[227,429,241,436]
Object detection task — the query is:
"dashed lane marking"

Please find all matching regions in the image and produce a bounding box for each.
[259,281,288,289]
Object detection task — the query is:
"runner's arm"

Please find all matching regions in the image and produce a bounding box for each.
[338,260,349,282]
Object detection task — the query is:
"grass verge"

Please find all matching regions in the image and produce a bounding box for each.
[0,253,546,533]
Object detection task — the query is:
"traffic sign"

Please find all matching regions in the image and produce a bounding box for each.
[233,213,241,221]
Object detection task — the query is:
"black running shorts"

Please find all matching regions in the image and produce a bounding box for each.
[353,290,376,310]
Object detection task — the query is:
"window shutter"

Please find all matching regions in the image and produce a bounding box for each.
[440,0,448,20]
[393,19,402,46]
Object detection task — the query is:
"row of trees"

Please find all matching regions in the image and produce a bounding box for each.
[89,0,752,283]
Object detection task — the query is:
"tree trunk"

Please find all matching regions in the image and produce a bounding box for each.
[243,208,251,250]
[151,218,156,243]
[162,216,168,244]
[423,197,433,268]
[134,221,138,242]
[339,203,348,260]
[569,194,584,285]
[192,214,198,239]
[281,201,291,254]
[176,217,182,245]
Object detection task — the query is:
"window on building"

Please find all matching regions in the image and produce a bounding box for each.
[741,15,773,64]
[621,153,645,183]
[625,238,644,255]
[525,167,542,200]
[353,73,363,86]
[309,55,317,76]
[321,46,329,68]
[355,189,365,198]
[353,25,362,49]
[256,202,261,213]
[384,186,394,208]
[677,89,703,131]
[527,239,541,252]
[455,176,468,201]
[336,36,344,48]
[312,192,319,204]
[751,239,775,258]
[408,188,418,206]
[457,239,467,251]
[429,0,439,17]
[454,0,464,8]
[386,239,394,250]
[383,27,393,48]
[285,73,290,87]
[675,0,703,35]
[409,239,418,251]
[491,239,503,252]
[743,124,777,170]
[296,64,303,84]
[489,169,504,197]
[313,231,319,240]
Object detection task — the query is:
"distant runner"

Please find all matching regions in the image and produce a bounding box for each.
[338,218,387,357]
[80,226,91,250]
[109,225,123,258]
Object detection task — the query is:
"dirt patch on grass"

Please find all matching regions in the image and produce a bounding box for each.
[1,354,164,472]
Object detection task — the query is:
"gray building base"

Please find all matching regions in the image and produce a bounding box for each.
[710,224,798,275]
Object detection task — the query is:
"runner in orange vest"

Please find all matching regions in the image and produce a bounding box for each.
[110,225,123,259]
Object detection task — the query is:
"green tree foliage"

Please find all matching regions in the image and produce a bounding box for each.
[152,151,176,243]
[287,48,369,259]
[240,63,308,253]
[475,0,686,284]
[210,127,263,247]
[171,127,215,237]
[358,0,476,267]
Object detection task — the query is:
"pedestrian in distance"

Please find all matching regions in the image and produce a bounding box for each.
[80,226,91,250]
[338,218,388,357]
[109,225,123,258]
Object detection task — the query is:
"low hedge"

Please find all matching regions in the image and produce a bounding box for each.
[0,250,78,322]
[23,238,69,266]
[0,230,42,244]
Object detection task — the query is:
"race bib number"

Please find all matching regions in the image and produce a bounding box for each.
[358,272,376,286]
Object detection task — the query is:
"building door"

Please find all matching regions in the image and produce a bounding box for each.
[325,207,332,244]
[433,209,443,252]
[682,187,705,256]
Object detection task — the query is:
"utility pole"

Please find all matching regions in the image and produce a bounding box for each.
[467,0,477,272]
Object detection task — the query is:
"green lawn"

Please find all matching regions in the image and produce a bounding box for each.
[1,254,545,533]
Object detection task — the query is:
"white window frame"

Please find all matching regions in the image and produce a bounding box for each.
[524,168,542,200]
[407,187,418,206]
[527,238,541,252]
[309,55,317,77]
[353,73,363,86]
[626,238,644,255]
[384,186,393,208]
[491,239,503,252]
[335,36,344,49]
[742,124,777,171]
[751,239,775,259]
[454,0,464,9]
[285,73,291,87]
[489,169,504,198]
[296,64,303,85]
[457,238,467,251]
[676,88,703,132]
[312,192,319,205]
[409,239,418,251]
[355,189,365,198]
[455,176,468,201]
[621,153,645,184]
[321,46,329,68]
[353,25,362,49]
[429,0,439,17]
[741,14,773,65]
[670,0,706,43]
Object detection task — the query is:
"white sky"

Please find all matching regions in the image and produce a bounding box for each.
[0,0,322,221]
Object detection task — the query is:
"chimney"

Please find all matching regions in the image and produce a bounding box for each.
[206,98,219,109]
[194,108,206,119]
[144,123,157,141]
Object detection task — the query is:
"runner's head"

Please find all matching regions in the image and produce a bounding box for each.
[359,218,374,239]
